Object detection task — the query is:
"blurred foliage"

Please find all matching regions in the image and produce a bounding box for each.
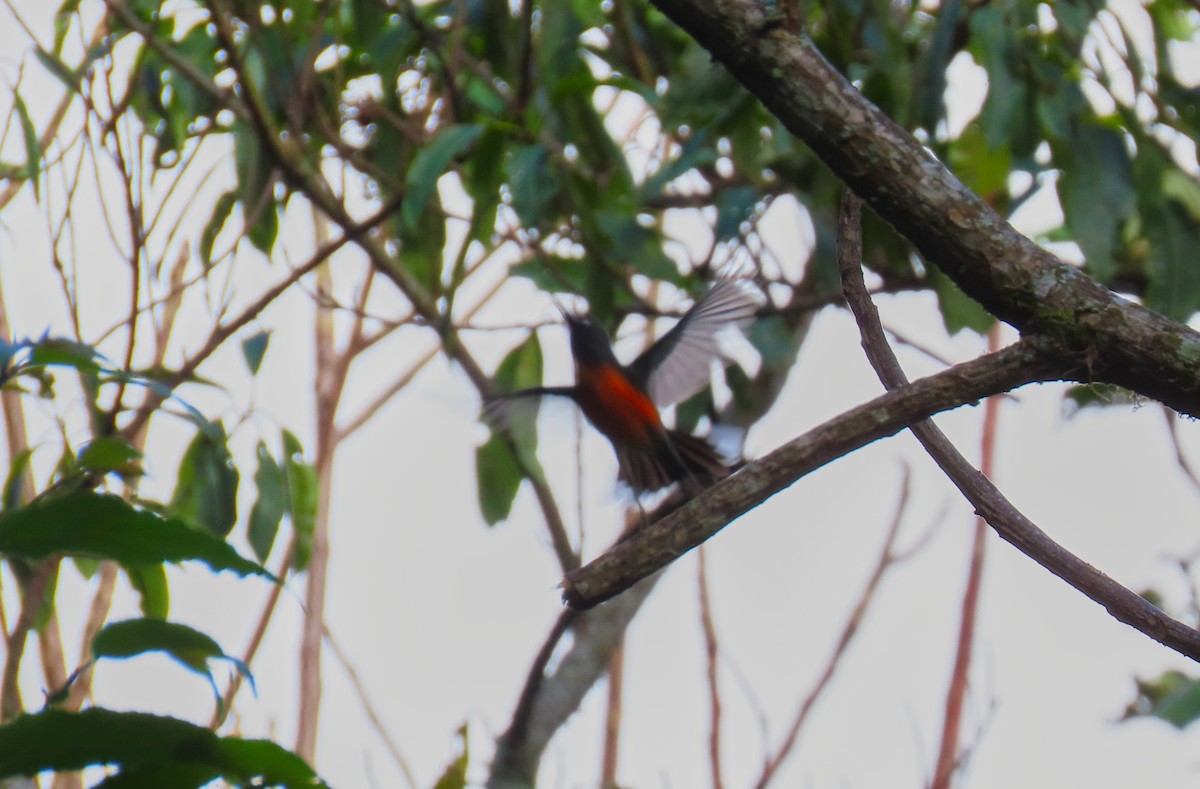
[5,0,1200,784]
[1123,669,1200,729]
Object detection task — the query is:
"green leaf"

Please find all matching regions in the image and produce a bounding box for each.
[638,135,717,201]
[477,333,548,527]
[1057,124,1135,282]
[475,432,522,526]
[240,330,270,376]
[594,210,679,282]
[0,491,268,578]
[1123,670,1200,729]
[13,91,41,200]
[247,197,279,256]
[928,264,995,335]
[34,48,83,94]
[969,5,1038,157]
[282,431,317,571]
[402,124,483,230]
[0,708,324,788]
[248,443,286,563]
[200,191,238,267]
[949,123,1013,201]
[2,448,33,511]
[431,724,469,789]
[28,336,101,373]
[506,144,557,230]
[170,423,239,538]
[747,313,798,374]
[94,618,221,672]
[233,121,276,255]
[125,563,170,619]
[77,437,142,478]
[714,186,759,241]
[509,256,588,293]
[52,0,81,55]
[493,332,543,390]
[398,195,447,295]
[92,619,252,706]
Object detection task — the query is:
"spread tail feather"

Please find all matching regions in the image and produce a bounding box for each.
[617,430,731,494]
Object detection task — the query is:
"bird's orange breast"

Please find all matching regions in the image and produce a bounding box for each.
[574,364,662,448]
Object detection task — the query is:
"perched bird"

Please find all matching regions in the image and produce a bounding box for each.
[491,279,760,494]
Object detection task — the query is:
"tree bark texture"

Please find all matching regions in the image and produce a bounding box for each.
[646,0,1200,417]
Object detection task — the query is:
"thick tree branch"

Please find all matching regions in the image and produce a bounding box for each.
[562,338,1068,608]
[646,0,1200,418]
[835,191,1200,664]
[489,580,658,788]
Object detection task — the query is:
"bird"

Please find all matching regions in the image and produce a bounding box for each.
[490,278,760,495]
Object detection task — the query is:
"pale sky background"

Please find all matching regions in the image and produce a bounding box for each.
[4,2,1200,789]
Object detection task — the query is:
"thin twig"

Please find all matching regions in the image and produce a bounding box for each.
[1163,406,1200,495]
[697,547,724,789]
[834,189,1200,663]
[931,323,1001,789]
[755,467,914,789]
[321,621,419,789]
[600,640,624,788]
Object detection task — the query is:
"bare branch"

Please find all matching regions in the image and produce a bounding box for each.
[931,323,1002,789]
[697,548,724,789]
[561,336,1067,609]
[646,0,1200,418]
[834,190,1200,664]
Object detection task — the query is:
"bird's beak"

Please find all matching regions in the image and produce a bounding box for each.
[556,303,580,327]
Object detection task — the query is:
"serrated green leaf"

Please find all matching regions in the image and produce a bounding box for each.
[93,618,224,674]
[0,491,268,578]
[240,330,270,376]
[402,124,483,230]
[125,563,170,619]
[28,337,101,373]
[170,423,239,538]
[248,443,286,563]
[282,431,317,571]
[0,708,324,787]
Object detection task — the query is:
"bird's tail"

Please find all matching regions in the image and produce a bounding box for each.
[618,430,731,495]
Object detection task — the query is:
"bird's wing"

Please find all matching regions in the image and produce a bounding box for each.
[629,279,760,408]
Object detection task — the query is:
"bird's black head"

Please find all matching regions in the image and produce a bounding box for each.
[562,310,618,366]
